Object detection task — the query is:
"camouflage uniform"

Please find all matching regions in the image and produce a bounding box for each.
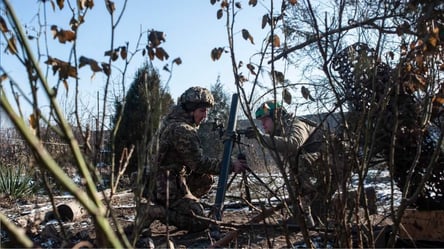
[151,87,225,232]
[255,101,325,226]
[261,113,325,194]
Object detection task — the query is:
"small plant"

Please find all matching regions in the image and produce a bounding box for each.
[0,164,36,199]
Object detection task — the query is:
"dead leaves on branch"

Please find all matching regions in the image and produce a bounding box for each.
[48,0,94,11]
[211,47,226,61]
[45,57,78,81]
[0,17,9,33]
[51,25,76,43]
[242,29,255,44]
[144,30,170,61]
[0,17,18,55]
[104,46,128,61]
[6,36,18,55]
[0,73,8,85]
[301,86,314,101]
[148,31,165,48]
[283,88,292,104]
[79,56,103,79]
[45,56,77,93]
[105,0,115,15]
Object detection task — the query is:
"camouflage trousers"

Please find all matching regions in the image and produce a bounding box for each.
[150,172,215,232]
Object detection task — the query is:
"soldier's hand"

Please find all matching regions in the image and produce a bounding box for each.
[244,127,256,139]
[232,157,248,174]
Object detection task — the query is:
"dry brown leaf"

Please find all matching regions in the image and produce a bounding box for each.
[120,46,127,60]
[104,49,119,61]
[7,36,17,54]
[45,57,78,80]
[84,0,94,9]
[7,37,17,54]
[221,0,229,8]
[288,0,297,5]
[173,57,182,65]
[148,47,155,60]
[247,63,256,75]
[50,25,58,39]
[301,86,314,101]
[101,63,111,76]
[242,29,254,44]
[155,47,169,61]
[51,26,76,43]
[273,70,285,84]
[0,73,8,84]
[148,31,165,48]
[69,17,79,31]
[261,14,269,29]
[249,0,257,7]
[283,88,292,104]
[217,9,223,19]
[59,29,76,43]
[210,0,217,5]
[211,47,224,61]
[271,34,280,47]
[79,56,102,72]
[105,0,115,15]
[57,0,64,9]
[78,0,94,9]
[235,2,242,8]
[0,17,9,33]
[29,114,38,130]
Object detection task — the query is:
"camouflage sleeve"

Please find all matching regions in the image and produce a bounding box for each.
[262,119,313,156]
[173,124,223,175]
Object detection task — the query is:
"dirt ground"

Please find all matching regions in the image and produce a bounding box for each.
[1,189,337,249]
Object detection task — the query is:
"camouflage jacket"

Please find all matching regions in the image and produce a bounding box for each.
[154,105,222,203]
[261,113,323,164]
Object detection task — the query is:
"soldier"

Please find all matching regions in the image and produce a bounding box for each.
[139,86,248,233]
[246,100,325,227]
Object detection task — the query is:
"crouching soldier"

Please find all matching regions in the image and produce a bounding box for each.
[135,86,248,235]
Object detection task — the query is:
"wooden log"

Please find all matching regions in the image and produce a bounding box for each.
[14,189,135,227]
[399,209,444,241]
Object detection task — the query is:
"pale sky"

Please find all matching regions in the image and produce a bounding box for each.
[1,1,304,125]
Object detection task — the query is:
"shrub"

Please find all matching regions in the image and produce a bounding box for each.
[0,164,36,199]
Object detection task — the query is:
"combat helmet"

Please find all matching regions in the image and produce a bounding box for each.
[255,100,285,119]
[180,86,215,111]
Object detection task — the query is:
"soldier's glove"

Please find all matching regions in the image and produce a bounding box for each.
[244,127,256,139]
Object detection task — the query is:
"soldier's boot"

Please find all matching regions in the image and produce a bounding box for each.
[139,204,166,226]
[126,204,166,242]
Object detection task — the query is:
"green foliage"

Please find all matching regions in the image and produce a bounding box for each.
[113,62,173,174]
[198,77,230,158]
[208,76,230,122]
[0,164,35,199]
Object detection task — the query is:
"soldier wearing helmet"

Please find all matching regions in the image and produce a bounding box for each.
[247,100,324,227]
[138,86,247,233]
